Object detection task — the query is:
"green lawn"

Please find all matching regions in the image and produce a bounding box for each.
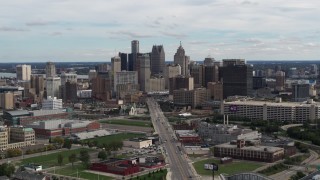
[132,169,167,180]
[21,148,92,168]
[193,159,263,176]
[100,119,152,127]
[50,164,113,180]
[83,133,145,146]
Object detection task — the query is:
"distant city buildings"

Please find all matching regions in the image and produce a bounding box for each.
[16,64,31,81]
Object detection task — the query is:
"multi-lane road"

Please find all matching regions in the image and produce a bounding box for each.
[147,98,198,180]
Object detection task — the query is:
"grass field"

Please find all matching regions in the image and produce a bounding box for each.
[100,119,152,127]
[83,133,145,146]
[193,159,263,176]
[132,169,167,180]
[21,148,92,168]
[50,164,113,180]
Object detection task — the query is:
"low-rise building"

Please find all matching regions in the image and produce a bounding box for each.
[214,140,284,162]
[90,158,139,176]
[0,126,35,151]
[42,96,63,110]
[123,138,152,149]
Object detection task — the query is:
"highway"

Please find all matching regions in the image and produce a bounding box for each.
[147,97,197,180]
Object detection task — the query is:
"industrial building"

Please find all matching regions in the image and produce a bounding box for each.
[90,158,140,176]
[42,96,63,110]
[214,140,284,162]
[27,119,100,138]
[123,138,152,149]
[197,122,261,145]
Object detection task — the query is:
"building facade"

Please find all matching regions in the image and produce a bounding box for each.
[16,64,31,81]
[164,64,181,89]
[42,96,63,110]
[174,43,189,76]
[46,77,61,98]
[138,54,151,92]
[45,62,56,78]
[0,126,35,151]
[114,71,138,92]
[150,45,165,75]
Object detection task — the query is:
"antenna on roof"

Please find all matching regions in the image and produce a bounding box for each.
[180,41,182,46]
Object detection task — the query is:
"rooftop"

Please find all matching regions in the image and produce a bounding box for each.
[216,143,283,153]
[224,100,320,107]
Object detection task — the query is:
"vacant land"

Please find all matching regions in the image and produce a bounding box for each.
[50,164,113,180]
[82,133,145,146]
[193,158,263,176]
[20,148,92,168]
[100,119,152,127]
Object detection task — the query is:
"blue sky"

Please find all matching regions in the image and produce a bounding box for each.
[0,0,319,62]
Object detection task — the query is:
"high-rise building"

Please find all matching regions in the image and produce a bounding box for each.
[138,54,151,92]
[0,126,35,151]
[174,42,189,76]
[116,83,140,99]
[46,77,61,98]
[164,64,181,89]
[96,63,110,72]
[62,81,78,103]
[46,62,56,78]
[189,63,204,88]
[252,77,266,90]
[92,72,113,101]
[169,75,194,94]
[111,56,122,74]
[203,56,215,66]
[30,75,45,103]
[275,71,285,91]
[131,40,140,71]
[149,77,165,92]
[119,52,128,71]
[203,65,219,87]
[42,96,63,110]
[88,69,97,83]
[173,88,210,108]
[0,92,14,110]
[114,71,138,92]
[150,45,165,75]
[292,83,310,102]
[220,59,253,98]
[207,82,223,100]
[60,71,77,86]
[16,64,31,81]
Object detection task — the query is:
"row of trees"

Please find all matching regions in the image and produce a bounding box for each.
[0,163,15,177]
[56,150,89,168]
[78,140,123,151]
[287,125,320,146]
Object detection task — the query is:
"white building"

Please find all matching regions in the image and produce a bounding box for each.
[77,90,92,98]
[42,96,63,110]
[123,138,152,149]
[222,99,320,123]
[16,64,31,81]
[46,77,61,98]
[60,72,77,85]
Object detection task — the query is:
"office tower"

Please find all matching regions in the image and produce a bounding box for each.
[252,76,266,90]
[164,64,181,89]
[46,62,56,78]
[128,53,134,71]
[169,75,194,94]
[174,42,189,76]
[149,77,165,91]
[138,54,151,92]
[220,59,253,98]
[311,64,318,76]
[92,72,113,101]
[203,65,219,87]
[16,64,31,81]
[0,92,14,110]
[60,71,77,85]
[88,69,97,82]
[275,71,285,91]
[131,40,139,71]
[119,52,128,71]
[96,63,110,72]
[203,56,215,66]
[46,77,61,98]
[111,56,121,74]
[207,82,223,100]
[151,45,165,75]
[173,88,210,108]
[30,75,45,103]
[189,63,203,88]
[62,81,78,103]
[42,96,63,110]
[114,71,138,92]
[116,83,140,99]
[292,83,310,102]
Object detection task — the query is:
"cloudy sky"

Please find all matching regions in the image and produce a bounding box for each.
[0,0,319,62]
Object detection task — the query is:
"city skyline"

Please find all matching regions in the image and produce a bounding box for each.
[0,0,320,62]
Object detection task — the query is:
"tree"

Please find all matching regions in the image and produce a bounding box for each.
[63,139,72,149]
[0,163,15,177]
[57,154,64,166]
[52,137,64,148]
[98,150,107,161]
[6,149,22,158]
[79,150,90,167]
[68,153,77,167]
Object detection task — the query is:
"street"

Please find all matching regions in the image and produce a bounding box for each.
[147,97,198,180]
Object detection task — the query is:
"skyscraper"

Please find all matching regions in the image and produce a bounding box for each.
[45,62,56,78]
[119,52,128,71]
[111,56,121,74]
[164,64,181,89]
[16,64,31,81]
[46,77,61,98]
[189,63,203,88]
[131,40,139,71]
[220,59,253,98]
[131,40,139,54]
[151,45,165,75]
[174,42,189,76]
[139,54,151,92]
[275,71,285,91]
